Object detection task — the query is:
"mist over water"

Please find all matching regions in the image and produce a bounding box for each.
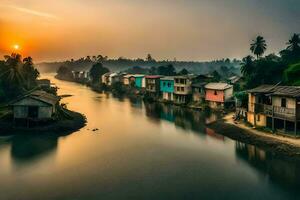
[0,74,299,200]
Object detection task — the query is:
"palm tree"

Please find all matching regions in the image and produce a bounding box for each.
[287,33,300,52]
[241,55,254,76]
[250,36,267,59]
[0,53,24,85]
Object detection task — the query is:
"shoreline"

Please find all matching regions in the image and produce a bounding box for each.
[0,109,87,136]
[209,113,300,160]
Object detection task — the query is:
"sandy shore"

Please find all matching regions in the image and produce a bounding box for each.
[209,113,300,160]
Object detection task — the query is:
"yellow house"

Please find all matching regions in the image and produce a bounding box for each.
[247,85,300,136]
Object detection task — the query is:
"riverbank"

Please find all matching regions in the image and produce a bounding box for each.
[0,108,86,136]
[209,113,300,160]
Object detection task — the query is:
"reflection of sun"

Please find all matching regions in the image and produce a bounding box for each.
[13,44,20,50]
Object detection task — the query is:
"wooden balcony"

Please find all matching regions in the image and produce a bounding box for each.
[249,103,298,121]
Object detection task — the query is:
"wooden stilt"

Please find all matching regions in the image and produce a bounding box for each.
[295,120,297,136]
[272,117,275,133]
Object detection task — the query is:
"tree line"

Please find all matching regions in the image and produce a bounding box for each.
[241,33,300,89]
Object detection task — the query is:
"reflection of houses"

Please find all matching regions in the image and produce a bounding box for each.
[11,90,60,122]
[173,75,199,104]
[145,75,162,97]
[247,85,300,135]
[204,83,233,109]
[160,77,174,101]
[235,141,300,189]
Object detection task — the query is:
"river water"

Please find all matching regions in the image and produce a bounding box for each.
[0,74,300,200]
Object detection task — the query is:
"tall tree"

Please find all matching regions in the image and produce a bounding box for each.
[241,55,254,76]
[23,57,40,89]
[250,36,267,59]
[287,33,300,52]
[89,63,109,84]
[146,54,155,62]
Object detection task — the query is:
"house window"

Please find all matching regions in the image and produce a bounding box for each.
[181,87,184,92]
[214,90,217,95]
[163,82,166,87]
[177,87,180,92]
[167,83,171,87]
[281,98,287,108]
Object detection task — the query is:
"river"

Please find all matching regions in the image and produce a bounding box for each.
[0,74,300,200]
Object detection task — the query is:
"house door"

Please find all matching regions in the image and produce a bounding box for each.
[28,106,39,119]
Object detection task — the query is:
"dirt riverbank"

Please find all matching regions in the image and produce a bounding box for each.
[209,113,300,161]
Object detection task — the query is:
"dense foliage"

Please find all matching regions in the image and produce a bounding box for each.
[89,63,109,84]
[241,34,300,89]
[0,53,40,101]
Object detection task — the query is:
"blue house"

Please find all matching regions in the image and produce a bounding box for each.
[134,75,145,88]
[160,77,174,101]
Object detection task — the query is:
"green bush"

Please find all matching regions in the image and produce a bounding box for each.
[284,62,300,85]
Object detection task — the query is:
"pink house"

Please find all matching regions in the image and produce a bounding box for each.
[205,83,233,108]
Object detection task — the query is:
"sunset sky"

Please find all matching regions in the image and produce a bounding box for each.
[0,0,299,62]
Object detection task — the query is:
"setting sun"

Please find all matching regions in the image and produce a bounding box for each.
[13,44,20,50]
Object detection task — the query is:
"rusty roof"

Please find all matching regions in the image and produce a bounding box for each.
[11,90,60,106]
[248,85,300,98]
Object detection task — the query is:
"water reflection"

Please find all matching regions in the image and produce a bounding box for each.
[11,134,58,162]
[143,101,222,137]
[235,141,300,191]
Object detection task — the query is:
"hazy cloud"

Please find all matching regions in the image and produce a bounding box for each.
[0,4,59,20]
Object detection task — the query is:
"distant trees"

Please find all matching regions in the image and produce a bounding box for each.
[178,68,189,75]
[212,70,221,82]
[250,36,267,59]
[89,62,109,84]
[146,54,155,62]
[157,64,176,76]
[56,66,74,81]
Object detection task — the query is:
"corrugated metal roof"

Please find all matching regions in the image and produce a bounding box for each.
[205,83,233,90]
[248,85,300,98]
[11,90,60,106]
[145,75,163,79]
[160,76,175,81]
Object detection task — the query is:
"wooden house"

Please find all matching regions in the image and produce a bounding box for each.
[173,75,199,104]
[160,77,174,101]
[11,90,60,121]
[192,82,206,103]
[204,83,233,109]
[247,85,300,135]
[145,75,163,97]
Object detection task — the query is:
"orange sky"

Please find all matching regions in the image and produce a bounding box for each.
[0,0,299,62]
